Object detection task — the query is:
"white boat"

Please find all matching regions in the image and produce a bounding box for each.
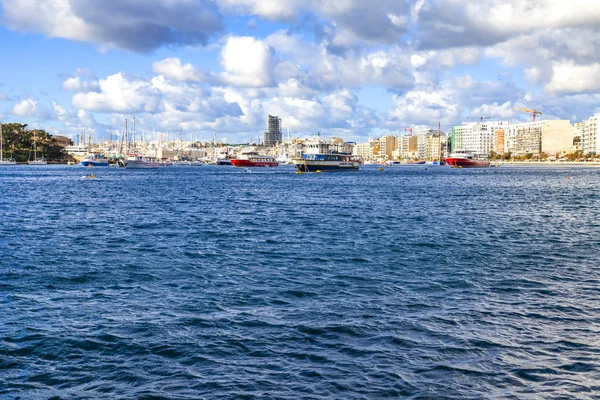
[124,154,160,169]
[0,122,17,166]
[28,130,47,165]
[190,160,205,166]
[292,138,359,172]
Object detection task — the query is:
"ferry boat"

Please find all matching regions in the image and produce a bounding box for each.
[231,153,278,167]
[80,153,109,167]
[122,154,160,169]
[445,153,490,168]
[293,139,359,172]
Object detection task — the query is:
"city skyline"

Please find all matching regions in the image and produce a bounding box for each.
[0,0,599,142]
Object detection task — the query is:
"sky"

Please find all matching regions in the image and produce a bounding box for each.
[0,0,599,143]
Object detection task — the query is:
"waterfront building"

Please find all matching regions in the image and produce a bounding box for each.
[378,135,398,160]
[451,121,509,156]
[494,129,505,155]
[503,120,573,157]
[393,135,418,160]
[353,139,379,161]
[424,132,446,160]
[264,115,282,147]
[581,114,599,155]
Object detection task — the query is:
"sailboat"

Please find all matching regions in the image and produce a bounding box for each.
[0,122,17,166]
[28,129,47,165]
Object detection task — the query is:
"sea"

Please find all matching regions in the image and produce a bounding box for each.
[1,164,599,399]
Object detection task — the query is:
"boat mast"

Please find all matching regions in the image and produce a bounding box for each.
[0,121,3,162]
[33,129,37,161]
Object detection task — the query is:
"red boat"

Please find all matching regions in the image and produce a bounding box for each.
[445,153,490,168]
[231,153,279,167]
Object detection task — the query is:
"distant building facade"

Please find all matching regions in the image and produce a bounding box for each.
[264,115,282,147]
[451,121,509,155]
[51,135,73,148]
[378,135,398,160]
[503,120,573,156]
[581,114,599,155]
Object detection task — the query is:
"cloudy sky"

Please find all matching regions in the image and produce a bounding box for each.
[0,0,599,142]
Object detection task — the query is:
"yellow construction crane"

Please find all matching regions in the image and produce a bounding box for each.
[513,107,542,122]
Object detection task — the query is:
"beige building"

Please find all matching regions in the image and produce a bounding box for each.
[393,135,418,160]
[353,139,379,160]
[378,135,398,160]
[504,120,573,156]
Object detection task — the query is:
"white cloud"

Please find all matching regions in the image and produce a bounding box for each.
[72,73,162,113]
[220,36,275,87]
[12,98,40,117]
[0,0,223,52]
[152,58,204,82]
[545,62,600,94]
[62,75,100,92]
[470,101,515,119]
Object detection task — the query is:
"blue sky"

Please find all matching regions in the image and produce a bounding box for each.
[0,0,599,143]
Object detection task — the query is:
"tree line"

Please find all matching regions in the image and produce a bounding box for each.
[1,123,70,162]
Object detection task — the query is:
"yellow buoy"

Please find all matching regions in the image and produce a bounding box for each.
[377,167,384,171]
[296,171,304,174]
[315,170,322,173]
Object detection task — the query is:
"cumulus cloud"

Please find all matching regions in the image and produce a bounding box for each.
[1,0,223,52]
[417,0,600,50]
[62,76,100,92]
[220,36,275,87]
[72,73,163,113]
[152,58,204,82]
[545,62,600,94]
[12,98,40,117]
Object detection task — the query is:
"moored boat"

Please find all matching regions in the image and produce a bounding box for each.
[231,153,278,167]
[445,153,490,168]
[80,153,109,167]
[124,154,160,169]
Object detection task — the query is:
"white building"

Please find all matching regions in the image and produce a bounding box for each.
[581,114,599,155]
[451,121,509,156]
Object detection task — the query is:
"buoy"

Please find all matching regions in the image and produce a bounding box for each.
[377,167,384,171]
[296,171,304,174]
[315,170,322,173]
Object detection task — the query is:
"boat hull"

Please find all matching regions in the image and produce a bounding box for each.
[446,158,490,168]
[293,160,360,172]
[125,160,160,169]
[81,161,109,167]
[231,159,278,167]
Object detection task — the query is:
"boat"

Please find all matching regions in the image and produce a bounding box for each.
[292,139,359,172]
[0,122,16,166]
[28,130,47,165]
[80,153,109,167]
[445,153,490,168]
[231,153,278,167]
[216,158,233,166]
[190,160,205,166]
[124,154,160,169]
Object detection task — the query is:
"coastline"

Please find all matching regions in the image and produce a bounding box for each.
[498,161,600,167]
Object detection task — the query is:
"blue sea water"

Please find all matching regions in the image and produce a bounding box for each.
[1,164,600,399]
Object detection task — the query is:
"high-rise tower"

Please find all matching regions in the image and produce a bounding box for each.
[264,115,282,147]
